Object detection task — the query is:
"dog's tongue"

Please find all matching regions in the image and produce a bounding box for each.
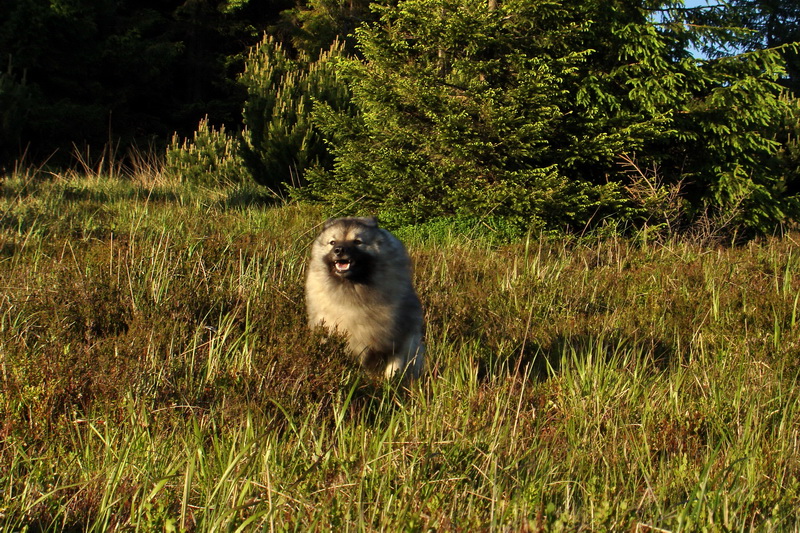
[335,260,351,272]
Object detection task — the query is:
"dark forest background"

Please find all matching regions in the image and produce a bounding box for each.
[1,0,288,162]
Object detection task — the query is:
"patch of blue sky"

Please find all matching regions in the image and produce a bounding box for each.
[655,0,730,58]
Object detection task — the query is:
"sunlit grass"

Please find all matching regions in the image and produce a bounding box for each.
[1,167,799,530]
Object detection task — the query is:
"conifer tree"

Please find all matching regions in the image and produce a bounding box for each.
[297,0,797,233]
[239,36,350,191]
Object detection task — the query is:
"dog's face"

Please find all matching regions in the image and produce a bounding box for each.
[316,217,381,283]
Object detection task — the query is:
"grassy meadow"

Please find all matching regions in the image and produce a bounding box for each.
[1,163,799,531]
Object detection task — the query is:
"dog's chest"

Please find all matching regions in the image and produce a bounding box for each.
[315,284,395,339]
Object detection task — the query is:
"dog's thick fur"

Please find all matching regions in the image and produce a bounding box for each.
[305,217,425,382]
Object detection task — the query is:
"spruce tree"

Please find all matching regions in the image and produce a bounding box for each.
[296,0,798,233]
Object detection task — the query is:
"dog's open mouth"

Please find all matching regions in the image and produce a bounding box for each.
[334,260,352,273]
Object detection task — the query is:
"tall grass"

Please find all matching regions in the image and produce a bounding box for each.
[1,165,799,531]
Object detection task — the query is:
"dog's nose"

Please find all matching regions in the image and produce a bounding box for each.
[334,246,343,255]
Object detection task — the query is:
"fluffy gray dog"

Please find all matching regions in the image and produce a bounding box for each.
[305,217,425,382]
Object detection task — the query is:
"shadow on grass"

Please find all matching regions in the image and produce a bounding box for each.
[476,331,677,383]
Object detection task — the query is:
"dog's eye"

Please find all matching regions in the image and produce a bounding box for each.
[353,239,362,245]
[329,240,336,246]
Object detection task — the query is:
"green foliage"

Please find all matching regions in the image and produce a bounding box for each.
[297,0,633,230]
[684,0,800,92]
[239,36,351,192]
[774,93,800,181]
[294,0,798,234]
[279,0,378,56]
[664,48,799,231]
[164,117,247,186]
[393,215,532,245]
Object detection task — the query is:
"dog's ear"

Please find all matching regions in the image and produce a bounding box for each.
[322,216,378,230]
